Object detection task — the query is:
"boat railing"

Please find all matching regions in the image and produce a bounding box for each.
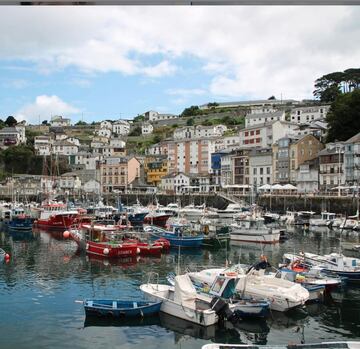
[146,272,160,289]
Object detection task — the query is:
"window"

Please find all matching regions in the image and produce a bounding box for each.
[250,131,254,136]
[244,131,248,137]
[256,130,260,135]
[253,168,257,175]
[260,168,263,175]
[267,167,270,174]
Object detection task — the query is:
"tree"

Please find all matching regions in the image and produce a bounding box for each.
[313,68,360,102]
[42,120,48,125]
[326,89,360,142]
[5,115,17,127]
[128,126,142,137]
[186,118,195,126]
[207,102,219,108]
[181,105,201,117]
[268,96,276,100]
[75,120,87,126]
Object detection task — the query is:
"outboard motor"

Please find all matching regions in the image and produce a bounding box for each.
[210,297,239,324]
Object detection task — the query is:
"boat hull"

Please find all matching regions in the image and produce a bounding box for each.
[230,232,280,244]
[84,300,162,318]
[35,214,78,230]
[140,284,217,326]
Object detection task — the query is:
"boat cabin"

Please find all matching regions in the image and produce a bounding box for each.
[321,212,336,221]
[234,218,265,230]
[208,274,239,298]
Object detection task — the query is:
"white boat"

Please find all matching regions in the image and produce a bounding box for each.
[309,212,336,227]
[230,217,281,244]
[283,252,360,281]
[202,342,360,349]
[339,218,359,230]
[188,265,309,312]
[179,204,218,219]
[141,274,225,326]
[217,203,245,219]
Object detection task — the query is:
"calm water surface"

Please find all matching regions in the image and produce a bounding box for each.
[1,225,360,348]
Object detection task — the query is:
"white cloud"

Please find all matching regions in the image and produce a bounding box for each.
[16,95,80,124]
[4,79,30,89]
[166,88,206,97]
[0,7,359,100]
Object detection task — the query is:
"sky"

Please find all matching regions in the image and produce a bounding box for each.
[0,6,359,124]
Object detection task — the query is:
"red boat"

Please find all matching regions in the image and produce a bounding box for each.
[123,237,170,256]
[34,203,80,230]
[66,221,140,258]
[143,211,172,227]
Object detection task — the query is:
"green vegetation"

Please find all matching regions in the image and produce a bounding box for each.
[75,121,87,126]
[25,129,42,148]
[186,118,195,126]
[181,105,202,117]
[326,89,360,142]
[128,126,142,137]
[314,68,360,102]
[133,114,145,123]
[5,116,17,127]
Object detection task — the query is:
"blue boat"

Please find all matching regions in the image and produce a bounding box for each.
[144,224,204,248]
[83,299,162,318]
[9,215,33,232]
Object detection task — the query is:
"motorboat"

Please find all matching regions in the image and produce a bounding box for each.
[309,212,336,227]
[230,216,281,244]
[140,273,237,326]
[217,203,245,219]
[263,212,281,224]
[179,204,218,219]
[188,265,309,312]
[143,207,172,227]
[167,271,270,318]
[283,252,360,281]
[281,211,315,226]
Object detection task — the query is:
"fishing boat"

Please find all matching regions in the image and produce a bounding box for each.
[122,237,169,256]
[201,342,360,349]
[124,201,149,226]
[9,214,32,232]
[83,299,162,318]
[283,252,360,281]
[34,202,80,229]
[262,212,281,224]
[143,223,203,248]
[143,207,172,227]
[140,273,237,326]
[67,222,139,258]
[179,203,218,219]
[230,216,281,244]
[188,265,309,312]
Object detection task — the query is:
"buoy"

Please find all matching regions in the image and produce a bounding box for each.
[5,253,10,262]
[103,248,109,255]
[136,248,141,254]
[63,231,70,239]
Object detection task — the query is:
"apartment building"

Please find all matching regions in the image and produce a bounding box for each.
[144,155,168,186]
[248,148,273,187]
[290,105,330,124]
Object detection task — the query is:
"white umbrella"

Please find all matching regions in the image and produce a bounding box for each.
[271,184,283,190]
[282,184,298,190]
[258,184,271,190]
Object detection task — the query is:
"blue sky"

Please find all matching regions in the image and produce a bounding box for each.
[0,6,359,124]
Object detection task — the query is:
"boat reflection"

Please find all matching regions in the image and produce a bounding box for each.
[83,314,161,328]
[267,308,308,330]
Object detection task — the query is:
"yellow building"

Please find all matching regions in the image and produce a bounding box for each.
[144,155,169,186]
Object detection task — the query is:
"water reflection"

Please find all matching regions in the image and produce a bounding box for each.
[0,225,360,348]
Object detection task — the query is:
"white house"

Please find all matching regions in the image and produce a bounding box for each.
[83,179,101,194]
[161,172,190,194]
[194,124,227,138]
[245,110,285,128]
[15,125,26,143]
[34,136,52,156]
[59,172,82,193]
[250,106,277,114]
[0,127,24,147]
[52,141,79,156]
[55,133,68,141]
[50,115,71,127]
[112,120,130,135]
[290,105,330,124]
[142,122,154,135]
[96,128,112,138]
[70,152,100,170]
[109,138,126,148]
[143,110,178,122]
[65,137,80,146]
[100,120,113,130]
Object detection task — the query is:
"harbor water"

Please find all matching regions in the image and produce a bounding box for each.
[1,226,360,348]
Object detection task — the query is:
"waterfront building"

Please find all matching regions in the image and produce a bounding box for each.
[232,148,251,186]
[273,134,324,184]
[59,172,82,195]
[144,155,168,186]
[248,148,273,188]
[83,179,101,194]
[50,115,71,127]
[296,158,319,193]
[99,157,128,193]
[344,132,360,187]
[161,172,190,194]
[318,142,345,191]
[220,150,234,188]
[290,105,330,124]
